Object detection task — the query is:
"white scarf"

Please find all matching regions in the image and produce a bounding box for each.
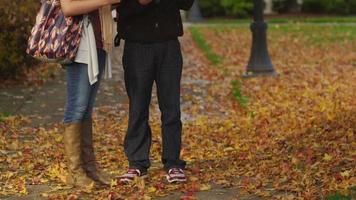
[75,15,113,85]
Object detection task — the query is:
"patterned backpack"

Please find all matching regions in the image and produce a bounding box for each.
[26,0,83,64]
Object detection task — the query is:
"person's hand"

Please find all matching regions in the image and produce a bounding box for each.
[138,0,153,5]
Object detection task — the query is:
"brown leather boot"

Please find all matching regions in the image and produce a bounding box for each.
[81,120,112,186]
[63,123,95,188]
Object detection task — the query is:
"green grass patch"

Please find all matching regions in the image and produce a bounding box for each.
[327,192,351,200]
[269,16,356,24]
[270,24,356,44]
[189,27,222,65]
[196,19,356,45]
[231,80,249,108]
[204,16,356,24]
[0,112,12,122]
[205,18,251,24]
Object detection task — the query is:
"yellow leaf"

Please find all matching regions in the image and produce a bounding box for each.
[291,157,299,165]
[8,141,19,150]
[54,134,63,143]
[82,182,95,193]
[147,186,157,193]
[323,153,332,161]
[41,193,49,197]
[144,195,152,200]
[200,184,212,191]
[340,170,350,178]
[224,147,234,152]
[110,179,118,188]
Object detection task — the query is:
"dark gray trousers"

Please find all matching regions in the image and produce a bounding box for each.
[122,39,186,172]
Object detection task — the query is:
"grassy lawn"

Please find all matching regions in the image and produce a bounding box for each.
[190,23,356,51]
[192,18,356,47]
[0,112,12,123]
[328,192,352,200]
[190,27,222,65]
[269,24,356,44]
[204,16,356,24]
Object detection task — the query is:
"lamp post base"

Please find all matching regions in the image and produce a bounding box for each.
[242,70,278,78]
[243,20,277,78]
[189,0,203,23]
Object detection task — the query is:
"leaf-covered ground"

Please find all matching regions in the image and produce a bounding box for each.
[1,24,355,199]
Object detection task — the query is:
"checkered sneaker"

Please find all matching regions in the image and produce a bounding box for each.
[118,168,147,183]
[166,168,187,183]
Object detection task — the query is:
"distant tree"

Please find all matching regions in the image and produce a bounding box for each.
[0,0,40,78]
[302,0,356,15]
[272,0,301,13]
[199,0,253,18]
[286,0,300,12]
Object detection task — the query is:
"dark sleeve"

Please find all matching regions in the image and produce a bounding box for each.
[177,0,194,10]
[119,0,154,17]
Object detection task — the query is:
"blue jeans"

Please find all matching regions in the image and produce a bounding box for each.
[63,49,106,124]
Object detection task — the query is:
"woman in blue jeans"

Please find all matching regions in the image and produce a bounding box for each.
[59,0,119,189]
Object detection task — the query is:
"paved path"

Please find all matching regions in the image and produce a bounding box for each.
[0,46,127,126]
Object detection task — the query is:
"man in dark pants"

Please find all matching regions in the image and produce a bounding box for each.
[116,0,194,183]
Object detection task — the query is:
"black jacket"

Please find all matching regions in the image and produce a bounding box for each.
[116,0,194,43]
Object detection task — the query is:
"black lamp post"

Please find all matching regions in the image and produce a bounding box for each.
[189,0,203,22]
[243,0,277,78]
